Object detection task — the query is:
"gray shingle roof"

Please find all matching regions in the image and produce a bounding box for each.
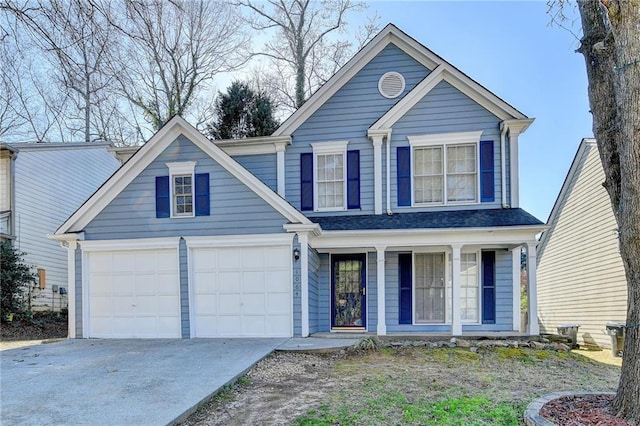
[308,208,543,231]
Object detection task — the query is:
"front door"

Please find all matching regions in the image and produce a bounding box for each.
[331,254,366,329]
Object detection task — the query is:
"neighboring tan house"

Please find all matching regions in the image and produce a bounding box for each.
[0,142,120,312]
[537,138,627,349]
[52,24,545,339]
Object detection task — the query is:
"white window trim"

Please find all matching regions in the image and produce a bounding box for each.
[460,250,481,325]
[408,131,483,207]
[166,161,197,218]
[310,141,349,212]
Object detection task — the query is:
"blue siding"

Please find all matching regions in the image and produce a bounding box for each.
[83,136,289,240]
[390,81,504,212]
[293,236,302,336]
[179,238,189,338]
[317,253,331,331]
[286,44,431,215]
[234,153,277,192]
[308,247,320,334]
[367,252,377,331]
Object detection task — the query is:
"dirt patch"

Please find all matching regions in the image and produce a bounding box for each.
[182,346,621,425]
[0,313,67,342]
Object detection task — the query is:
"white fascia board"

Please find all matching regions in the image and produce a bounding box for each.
[56,116,311,234]
[370,65,445,130]
[441,70,528,121]
[216,136,291,156]
[283,223,322,236]
[48,233,84,242]
[184,233,294,248]
[273,24,440,137]
[79,237,181,252]
[408,131,484,146]
[309,225,547,250]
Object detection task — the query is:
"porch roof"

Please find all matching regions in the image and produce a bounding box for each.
[308,208,543,231]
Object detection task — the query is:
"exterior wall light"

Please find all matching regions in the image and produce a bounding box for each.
[293,248,300,261]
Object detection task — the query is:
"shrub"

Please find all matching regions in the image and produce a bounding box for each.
[0,241,35,320]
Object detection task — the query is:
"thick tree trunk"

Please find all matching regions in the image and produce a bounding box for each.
[577,1,640,423]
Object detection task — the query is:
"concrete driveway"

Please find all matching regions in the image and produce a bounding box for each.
[1,338,286,425]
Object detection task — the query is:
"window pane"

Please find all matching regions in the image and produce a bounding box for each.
[460,253,478,322]
[447,175,475,202]
[316,153,344,209]
[415,253,446,323]
[414,147,443,204]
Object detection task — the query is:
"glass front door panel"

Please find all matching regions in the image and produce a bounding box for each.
[332,255,365,328]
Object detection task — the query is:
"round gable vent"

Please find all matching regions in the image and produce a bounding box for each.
[378,72,405,99]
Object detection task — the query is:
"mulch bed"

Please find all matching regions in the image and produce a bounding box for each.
[0,313,68,341]
[541,394,634,426]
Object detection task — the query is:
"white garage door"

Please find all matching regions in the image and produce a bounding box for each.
[87,248,181,338]
[191,245,292,337]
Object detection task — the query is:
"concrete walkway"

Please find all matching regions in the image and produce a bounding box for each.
[1,338,285,425]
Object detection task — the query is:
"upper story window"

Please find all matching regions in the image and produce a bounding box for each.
[310,141,349,212]
[166,161,197,218]
[407,131,483,206]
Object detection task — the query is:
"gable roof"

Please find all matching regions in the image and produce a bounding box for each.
[273,23,528,136]
[55,116,311,235]
[537,138,597,260]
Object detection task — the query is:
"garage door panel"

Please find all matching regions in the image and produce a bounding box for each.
[192,244,292,338]
[88,248,180,339]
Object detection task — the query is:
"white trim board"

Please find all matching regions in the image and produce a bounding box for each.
[55,116,312,235]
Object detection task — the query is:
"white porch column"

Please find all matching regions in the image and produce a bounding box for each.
[512,247,522,332]
[299,232,310,337]
[503,119,533,208]
[526,241,539,335]
[371,136,383,215]
[376,246,387,335]
[66,240,77,339]
[276,145,286,198]
[451,244,462,336]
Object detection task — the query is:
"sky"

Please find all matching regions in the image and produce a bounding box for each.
[356,1,592,223]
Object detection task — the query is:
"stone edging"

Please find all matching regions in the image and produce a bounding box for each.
[524,391,616,426]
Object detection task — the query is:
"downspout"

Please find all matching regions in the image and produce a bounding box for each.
[500,122,508,208]
[385,129,393,215]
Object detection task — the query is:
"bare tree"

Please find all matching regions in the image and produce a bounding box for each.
[239,0,379,111]
[109,0,250,131]
[550,0,640,422]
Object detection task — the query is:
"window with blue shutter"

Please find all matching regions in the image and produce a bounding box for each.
[399,253,412,324]
[300,153,313,211]
[482,251,496,324]
[155,176,170,218]
[347,150,360,209]
[194,173,210,216]
[397,146,411,206]
[480,140,495,202]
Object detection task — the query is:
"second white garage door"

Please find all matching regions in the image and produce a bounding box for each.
[190,245,292,337]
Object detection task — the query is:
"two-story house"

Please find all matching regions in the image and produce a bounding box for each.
[1,142,120,312]
[52,24,545,339]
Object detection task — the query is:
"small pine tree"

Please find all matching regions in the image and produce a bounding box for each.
[0,241,35,319]
[207,81,279,140]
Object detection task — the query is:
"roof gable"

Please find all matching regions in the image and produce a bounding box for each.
[56,116,311,235]
[274,23,527,136]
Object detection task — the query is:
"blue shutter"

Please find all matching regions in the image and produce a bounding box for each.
[155,176,170,218]
[399,253,412,324]
[195,173,210,216]
[347,150,360,209]
[397,146,411,206]
[300,153,314,211]
[482,251,496,324]
[480,140,495,202]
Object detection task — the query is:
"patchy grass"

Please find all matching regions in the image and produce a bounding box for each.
[182,347,621,426]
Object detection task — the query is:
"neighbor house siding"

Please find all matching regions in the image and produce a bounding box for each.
[390,81,503,212]
[285,43,431,215]
[308,247,320,334]
[233,153,277,192]
[83,136,289,240]
[0,153,11,213]
[13,144,119,311]
[537,142,627,348]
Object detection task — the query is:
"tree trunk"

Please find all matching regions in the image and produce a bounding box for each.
[577,1,640,422]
